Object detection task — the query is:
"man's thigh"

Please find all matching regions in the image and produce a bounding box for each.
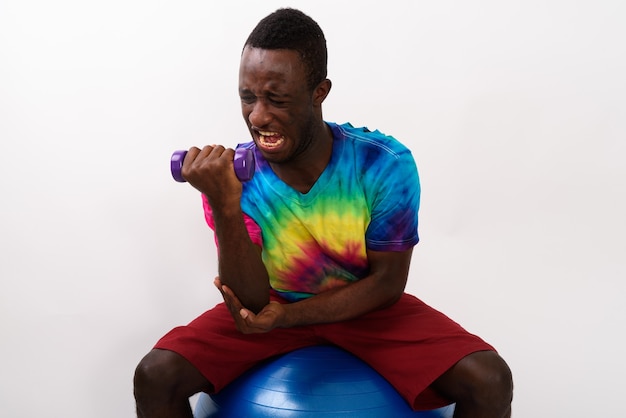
[154,302,322,393]
[316,293,496,410]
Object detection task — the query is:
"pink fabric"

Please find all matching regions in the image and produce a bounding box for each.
[201,194,263,248]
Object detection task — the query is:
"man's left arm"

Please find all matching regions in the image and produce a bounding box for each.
[216,247,413,333]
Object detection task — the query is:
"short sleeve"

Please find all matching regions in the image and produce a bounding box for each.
[201,194,263,248]
[364,148,420,251]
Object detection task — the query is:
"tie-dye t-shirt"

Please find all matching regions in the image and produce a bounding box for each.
[202,122,420,301]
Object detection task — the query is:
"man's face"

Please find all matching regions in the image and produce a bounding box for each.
[238,46,317,164]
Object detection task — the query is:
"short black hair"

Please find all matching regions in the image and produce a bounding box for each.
[244,8,328,90]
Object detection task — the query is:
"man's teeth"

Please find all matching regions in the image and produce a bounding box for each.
[258,131,284,148]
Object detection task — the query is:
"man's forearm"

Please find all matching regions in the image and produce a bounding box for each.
[213,207,270,313]
[280,248,412,327]
[282,273,404,327]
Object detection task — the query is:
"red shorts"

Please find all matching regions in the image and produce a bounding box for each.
[154,293,495,410]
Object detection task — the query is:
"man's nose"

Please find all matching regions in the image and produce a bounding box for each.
[248,100,272,127]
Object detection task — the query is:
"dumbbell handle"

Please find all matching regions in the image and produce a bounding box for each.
[170,148,255,182]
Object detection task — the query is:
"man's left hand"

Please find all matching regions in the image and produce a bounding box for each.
[214,277,287,334]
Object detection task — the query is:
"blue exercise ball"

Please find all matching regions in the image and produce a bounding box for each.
[193,345,455,418]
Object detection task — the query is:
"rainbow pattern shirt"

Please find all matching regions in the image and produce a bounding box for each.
[202,122,420,301]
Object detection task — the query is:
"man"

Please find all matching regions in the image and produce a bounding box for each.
[134,8,513,417]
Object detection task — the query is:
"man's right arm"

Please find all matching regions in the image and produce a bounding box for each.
[211,205,270,313]
[181,145,270,313]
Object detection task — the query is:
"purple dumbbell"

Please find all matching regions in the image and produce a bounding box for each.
[170,148,255,183]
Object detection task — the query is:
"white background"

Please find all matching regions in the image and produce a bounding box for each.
[1,1,624,417]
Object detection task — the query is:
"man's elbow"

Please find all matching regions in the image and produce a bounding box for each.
[243,292,270,315]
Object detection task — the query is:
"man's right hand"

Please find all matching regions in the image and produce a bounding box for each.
[181,145,243,211]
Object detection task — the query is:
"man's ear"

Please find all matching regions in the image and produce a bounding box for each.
[313,78,332,106]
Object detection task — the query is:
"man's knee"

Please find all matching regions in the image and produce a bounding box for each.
[134,349,176,397]
[134,349,209,401]
[459,351,513,406]
[435,350,513,409]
